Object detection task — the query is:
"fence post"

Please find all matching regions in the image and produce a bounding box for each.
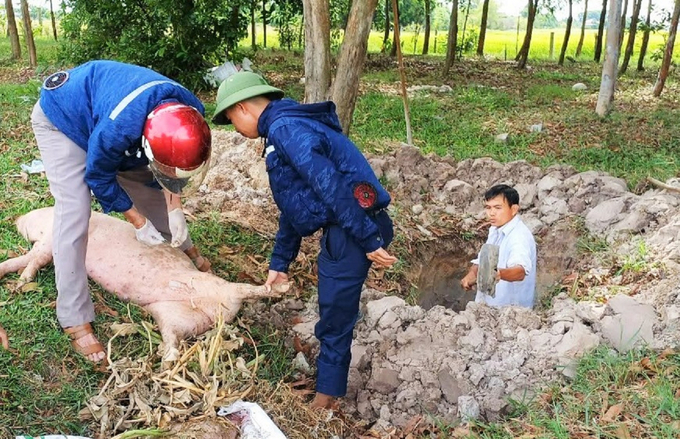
[549,32,555,59]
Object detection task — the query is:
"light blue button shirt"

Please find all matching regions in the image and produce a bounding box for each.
[473,215,536,308]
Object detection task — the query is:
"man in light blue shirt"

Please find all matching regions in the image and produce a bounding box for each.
[461,185,537,308]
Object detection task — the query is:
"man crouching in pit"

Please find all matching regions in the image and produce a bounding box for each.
[461,184,537,308]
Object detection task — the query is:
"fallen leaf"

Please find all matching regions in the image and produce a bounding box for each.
[602,403,623,422]
[659,348,676,359]
[613,424,632,439]
[20,282,41,293]
[640,357,656,373]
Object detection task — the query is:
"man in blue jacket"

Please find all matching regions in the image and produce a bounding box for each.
[31,60,212,363]
[212,72,397,409]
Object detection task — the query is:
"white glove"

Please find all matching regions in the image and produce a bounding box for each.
[135,219,166,246]
[168,208,189,248]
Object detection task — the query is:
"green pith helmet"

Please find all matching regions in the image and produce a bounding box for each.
[212,72,284,125]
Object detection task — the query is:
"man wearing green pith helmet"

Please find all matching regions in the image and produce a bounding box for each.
[213,71,397,409]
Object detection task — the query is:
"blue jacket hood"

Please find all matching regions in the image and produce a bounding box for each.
[258,99,343,137]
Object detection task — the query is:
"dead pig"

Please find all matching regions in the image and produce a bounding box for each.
[0,207,287,359]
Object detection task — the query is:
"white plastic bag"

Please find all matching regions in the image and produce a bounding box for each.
[217,400,287,439]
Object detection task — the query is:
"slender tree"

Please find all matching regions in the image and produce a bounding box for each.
[652,0,680,96]
[390,0,400,56]
[302,0,331,103]
[596,0,623,117]
[620,0,643,73]
[460,0,472,57]
[516,0,539,69]
[559,0,574,65]
[251,0,257,48]
[262,0,268,48]
[594,0,607,61]
[49,0,57,41]
[5,0,21,59]
[618,0,629,49]
[382,0,390,53]
[477,0,491,56]
[20,0,37,67]
[444,0,459,74]
[423,0,431,54]
[637,0,653,70]
[575,0,589,56]
[330,0,380,133]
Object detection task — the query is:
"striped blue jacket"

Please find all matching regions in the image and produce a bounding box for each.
[39,60,205,213]
[258,99,391,273]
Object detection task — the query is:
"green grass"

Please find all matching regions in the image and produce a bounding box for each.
[466,348,680,438]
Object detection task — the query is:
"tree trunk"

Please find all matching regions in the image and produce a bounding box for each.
[382,0,390,53]
[303,0,331,103]
[652,0,680,96]
[460,0,472,56]
[5,0,21,59]
[49,0,58,41]
[575,0,589,56]
[477,0,490,56]
[620,0,643,73]
[20,0,37,67]
[390,0,400,57]
[596,0,623,117]
[516,0,539,69]
[443,0,459,74]
[262,0,267,48]
[618,0,629,49]
[251,0,257,48]
[330,0,380,134]
[637,0,653,70]
[423,0,431,54]
[594,0,607,61]
[559,0,574,65]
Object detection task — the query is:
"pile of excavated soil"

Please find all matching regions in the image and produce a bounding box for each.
[187,130,680,428]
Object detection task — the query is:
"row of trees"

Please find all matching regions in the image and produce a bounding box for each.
[4,0,679,126]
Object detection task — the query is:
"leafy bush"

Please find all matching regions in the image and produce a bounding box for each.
[59,0,249,89]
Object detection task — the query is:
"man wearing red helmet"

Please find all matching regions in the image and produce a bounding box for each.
[30,60,212,363]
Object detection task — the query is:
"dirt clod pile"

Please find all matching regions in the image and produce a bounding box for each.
[188,130,680,427]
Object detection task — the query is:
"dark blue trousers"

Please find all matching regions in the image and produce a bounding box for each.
[314,210,394,397]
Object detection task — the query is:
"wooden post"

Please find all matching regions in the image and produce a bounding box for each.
[549,32,555,58]
[391,0,413,146]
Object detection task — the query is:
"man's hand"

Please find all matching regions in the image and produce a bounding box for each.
[461,265,479,291]
[135,219,166,245]
[168,208,189,248]
[0,324,8,350]
[367,248,397,267]
[265,270,289,292]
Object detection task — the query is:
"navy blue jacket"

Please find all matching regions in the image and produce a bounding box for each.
[259,99,391,272]
[39,60,205,213]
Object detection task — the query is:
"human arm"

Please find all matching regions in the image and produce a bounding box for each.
[461,264,479,290]
[271,126,385,254]
[165,190,189,247]
[497,266,526,282]
[269,214,303,273]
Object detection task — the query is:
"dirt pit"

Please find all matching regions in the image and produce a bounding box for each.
[185,130,680,430]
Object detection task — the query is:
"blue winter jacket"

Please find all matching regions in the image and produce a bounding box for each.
[39,60,205,213]
[258,99,391,273]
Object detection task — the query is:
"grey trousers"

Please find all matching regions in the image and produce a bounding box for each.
[31,101,193,328]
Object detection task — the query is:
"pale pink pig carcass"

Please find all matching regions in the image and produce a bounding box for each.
[0,207,287,357]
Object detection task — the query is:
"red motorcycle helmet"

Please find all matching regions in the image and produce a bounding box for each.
[142,102,212,196]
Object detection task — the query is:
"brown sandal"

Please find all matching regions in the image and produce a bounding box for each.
[192,255,212,273]
[64,323,107,364]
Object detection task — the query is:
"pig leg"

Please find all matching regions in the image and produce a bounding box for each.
[144,301,214,361]
[0,240,53,282]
